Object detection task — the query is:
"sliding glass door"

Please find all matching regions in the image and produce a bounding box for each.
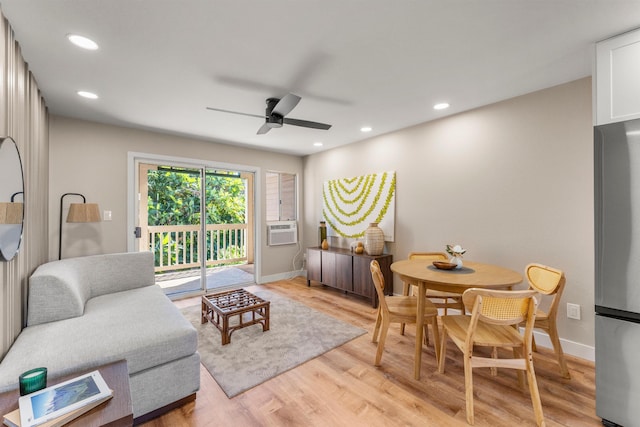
[200,167,254,291]
[135,161,254,297]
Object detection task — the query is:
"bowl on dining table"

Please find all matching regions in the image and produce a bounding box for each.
[432,261,457,270]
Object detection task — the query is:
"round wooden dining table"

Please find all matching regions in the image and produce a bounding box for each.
[390,259,523,380]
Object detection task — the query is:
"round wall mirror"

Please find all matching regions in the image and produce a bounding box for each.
[0,137,24,261]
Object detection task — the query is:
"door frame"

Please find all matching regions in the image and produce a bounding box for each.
[127,151,261,285]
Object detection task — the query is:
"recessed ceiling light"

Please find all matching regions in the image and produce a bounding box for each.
[313,142,323,147]
[360,126,372,132]
[433,103,450,110]
[67,34,99,50]
[77,91,98,99]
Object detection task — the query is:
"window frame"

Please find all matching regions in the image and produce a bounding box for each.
[266,171,297,222]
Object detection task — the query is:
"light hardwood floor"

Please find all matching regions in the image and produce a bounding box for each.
[143,277,599,427]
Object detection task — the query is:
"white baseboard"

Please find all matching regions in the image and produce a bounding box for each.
[531,330,595,362]
[258,270,305,284]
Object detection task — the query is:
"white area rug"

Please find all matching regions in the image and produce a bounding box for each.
[181,289,366,397]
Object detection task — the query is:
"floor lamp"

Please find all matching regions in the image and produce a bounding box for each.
[59,192,101,260]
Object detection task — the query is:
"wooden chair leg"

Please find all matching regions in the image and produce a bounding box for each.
[513,347,526,390]
[525,353,546,426]
[374,317,390,366]
[400,282,410,335]
[531,334,537,352]
[438,328,448,374]
[372,308,382,343]
[547,323,571,379]
[431,317,441,365]
[490,347,498,376]
[402,282,411,296]
[423,316,432,346]
[464,350,475,425]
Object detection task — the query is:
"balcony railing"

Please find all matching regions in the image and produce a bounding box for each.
[148,223,247,272]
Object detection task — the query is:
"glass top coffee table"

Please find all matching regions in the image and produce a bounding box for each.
[201,288,270,345]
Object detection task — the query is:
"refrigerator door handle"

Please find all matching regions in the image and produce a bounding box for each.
[596,305,640,323]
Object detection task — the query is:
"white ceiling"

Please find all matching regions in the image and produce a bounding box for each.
[1,1,639,156]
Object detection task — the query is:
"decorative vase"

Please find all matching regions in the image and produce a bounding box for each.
[449,256,463,269]
[321,239,329,250]
[318,221,327,246]
[364,222,385,255]
[445,244,466,269]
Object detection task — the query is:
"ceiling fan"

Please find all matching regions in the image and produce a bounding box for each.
[206,93,332,135]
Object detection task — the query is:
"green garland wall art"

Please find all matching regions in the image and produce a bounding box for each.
[322,171,396,241]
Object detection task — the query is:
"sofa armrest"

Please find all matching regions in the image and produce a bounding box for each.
[27,265,87,325]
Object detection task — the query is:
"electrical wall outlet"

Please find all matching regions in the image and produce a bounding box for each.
[567,303,581,320]
[103,210,112,221]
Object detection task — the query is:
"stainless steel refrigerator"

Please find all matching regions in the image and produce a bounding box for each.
[595,118,640,427]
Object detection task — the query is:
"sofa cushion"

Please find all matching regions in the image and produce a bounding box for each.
[0,285,196,392]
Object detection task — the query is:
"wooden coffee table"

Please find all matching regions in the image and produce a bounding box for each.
[0,359,133,427]
[201,288,270,345]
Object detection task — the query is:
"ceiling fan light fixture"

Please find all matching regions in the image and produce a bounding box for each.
[207,93,332,135]
[266,113,284,128]
[67,34,99,50]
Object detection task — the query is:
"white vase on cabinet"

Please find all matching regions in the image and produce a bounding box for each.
[364,223,384,256]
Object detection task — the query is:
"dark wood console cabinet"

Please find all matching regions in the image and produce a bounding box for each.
[306,247,393,307]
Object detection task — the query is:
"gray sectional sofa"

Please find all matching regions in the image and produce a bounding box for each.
[0,251,200,422]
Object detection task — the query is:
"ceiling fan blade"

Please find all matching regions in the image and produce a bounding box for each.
[257,123,271,135]
[272,93,301,117]
[206,107,265,119]
[283,117,332,130]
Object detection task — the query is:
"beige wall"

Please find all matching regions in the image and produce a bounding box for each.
[44,78,597,356]
[49,116,304,280]
[0,12,49,357]
[303,78,595,354]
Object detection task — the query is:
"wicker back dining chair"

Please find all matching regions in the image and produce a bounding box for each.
[525,263,570,379]
[438,288,544,426]
[406,251,465,313]
[370,260,440,366]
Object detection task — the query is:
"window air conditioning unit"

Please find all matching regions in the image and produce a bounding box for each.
[267,221,297,246]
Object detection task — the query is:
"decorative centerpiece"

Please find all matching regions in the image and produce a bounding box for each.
[446,244,466,269]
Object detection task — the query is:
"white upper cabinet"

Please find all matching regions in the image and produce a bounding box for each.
[596,28,640,125]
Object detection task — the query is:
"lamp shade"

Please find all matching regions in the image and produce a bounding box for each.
[66,203,101,223]
[0,202,23,224]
